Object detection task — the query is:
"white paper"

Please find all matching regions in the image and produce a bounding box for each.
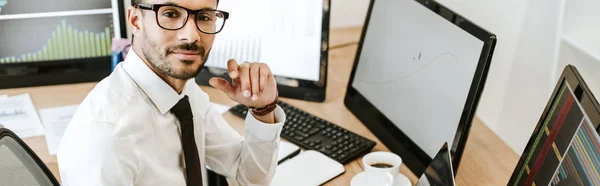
[39,104,78,155]
[0,95,7,99]
[0,94,44,138]
[210,102,231,115]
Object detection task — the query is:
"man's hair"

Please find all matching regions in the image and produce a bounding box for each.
[131,0,219,6]
[131,0,143,6]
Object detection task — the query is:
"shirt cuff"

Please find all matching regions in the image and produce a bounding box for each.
[244,105,286,141]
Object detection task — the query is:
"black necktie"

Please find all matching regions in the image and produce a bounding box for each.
[171,96,203,186]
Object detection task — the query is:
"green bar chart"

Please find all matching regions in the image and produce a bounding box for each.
[0,20,112,63]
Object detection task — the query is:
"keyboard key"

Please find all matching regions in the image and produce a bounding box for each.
[320,148,332,155]
[348,147,357,154]
[294,136,304,141]
[340,154,347,159]
[294,131,309,138]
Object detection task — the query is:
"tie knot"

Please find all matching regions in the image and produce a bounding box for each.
[171,96,193,120]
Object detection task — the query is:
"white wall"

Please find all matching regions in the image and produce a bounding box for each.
[495,0,564,154]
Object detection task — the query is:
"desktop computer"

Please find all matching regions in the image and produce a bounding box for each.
[508,65,600,186]
[195,0,330,102]
[0,0,127,88]
[344,0,496,176]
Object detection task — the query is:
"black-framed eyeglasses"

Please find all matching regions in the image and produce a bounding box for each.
[135,4,229,34]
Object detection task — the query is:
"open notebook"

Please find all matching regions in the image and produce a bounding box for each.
[273,141,346,186]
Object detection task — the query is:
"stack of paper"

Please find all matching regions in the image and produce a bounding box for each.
[39,105,79,155]
[0,94,44,138]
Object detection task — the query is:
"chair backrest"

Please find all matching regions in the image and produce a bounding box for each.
[0,127,60,186]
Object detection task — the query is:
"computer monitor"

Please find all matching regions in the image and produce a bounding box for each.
[0,0,127,88]
[344,0,496,175]
[508,65,600,186]
[195,0,330,102]
[416,142,456,186]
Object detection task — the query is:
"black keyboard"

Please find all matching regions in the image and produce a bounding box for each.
[228,100,376,164]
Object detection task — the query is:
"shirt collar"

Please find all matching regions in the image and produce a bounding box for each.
[122,49,192,115]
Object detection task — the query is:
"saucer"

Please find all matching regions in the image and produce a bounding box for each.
[350,172,412,186]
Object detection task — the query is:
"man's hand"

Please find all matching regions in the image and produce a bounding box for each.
[209,59,278,112]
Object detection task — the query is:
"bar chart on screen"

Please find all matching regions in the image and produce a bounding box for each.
[0,0,116,64]
[0,20,111,63]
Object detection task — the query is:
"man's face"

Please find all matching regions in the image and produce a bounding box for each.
[136,0,217,80]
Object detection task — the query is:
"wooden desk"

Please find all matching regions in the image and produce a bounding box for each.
[0,27,519,185]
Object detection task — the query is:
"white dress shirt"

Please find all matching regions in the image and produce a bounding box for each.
[57,49,285,186]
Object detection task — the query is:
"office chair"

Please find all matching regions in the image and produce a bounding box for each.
[0,127,60,186]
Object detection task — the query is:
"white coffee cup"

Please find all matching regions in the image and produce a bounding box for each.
[362,151,403,185]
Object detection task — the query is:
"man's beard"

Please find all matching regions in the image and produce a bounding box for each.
[141,32,210,80]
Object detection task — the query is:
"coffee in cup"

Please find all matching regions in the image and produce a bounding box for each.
[362,151,403,185]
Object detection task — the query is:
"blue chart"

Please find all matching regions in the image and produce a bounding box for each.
[0,20,111,63]
[550,119,600,185]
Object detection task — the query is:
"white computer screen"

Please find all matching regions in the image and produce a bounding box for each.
[205,0,323,81]
[351,0,484,157]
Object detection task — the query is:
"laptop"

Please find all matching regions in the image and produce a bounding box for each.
[416,142,456,186]
[508,65,600,185]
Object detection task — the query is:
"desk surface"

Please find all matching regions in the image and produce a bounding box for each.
[0,27,519,185]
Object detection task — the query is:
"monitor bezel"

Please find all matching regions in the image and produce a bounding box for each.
[194,0,331,102]
[507,64,600,184]
[0,0,128,89]
[343,0,497,175]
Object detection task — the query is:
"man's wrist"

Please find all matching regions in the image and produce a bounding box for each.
[251,111,275,124]
[249,97,278,116]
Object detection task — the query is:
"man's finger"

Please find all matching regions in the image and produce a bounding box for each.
[250,63,260,101]
[227,59,239,79]
[239,62,251,98]
[259,63,269,93]
[208,77,234,97]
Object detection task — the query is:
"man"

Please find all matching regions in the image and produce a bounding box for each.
[57,0,285,185]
